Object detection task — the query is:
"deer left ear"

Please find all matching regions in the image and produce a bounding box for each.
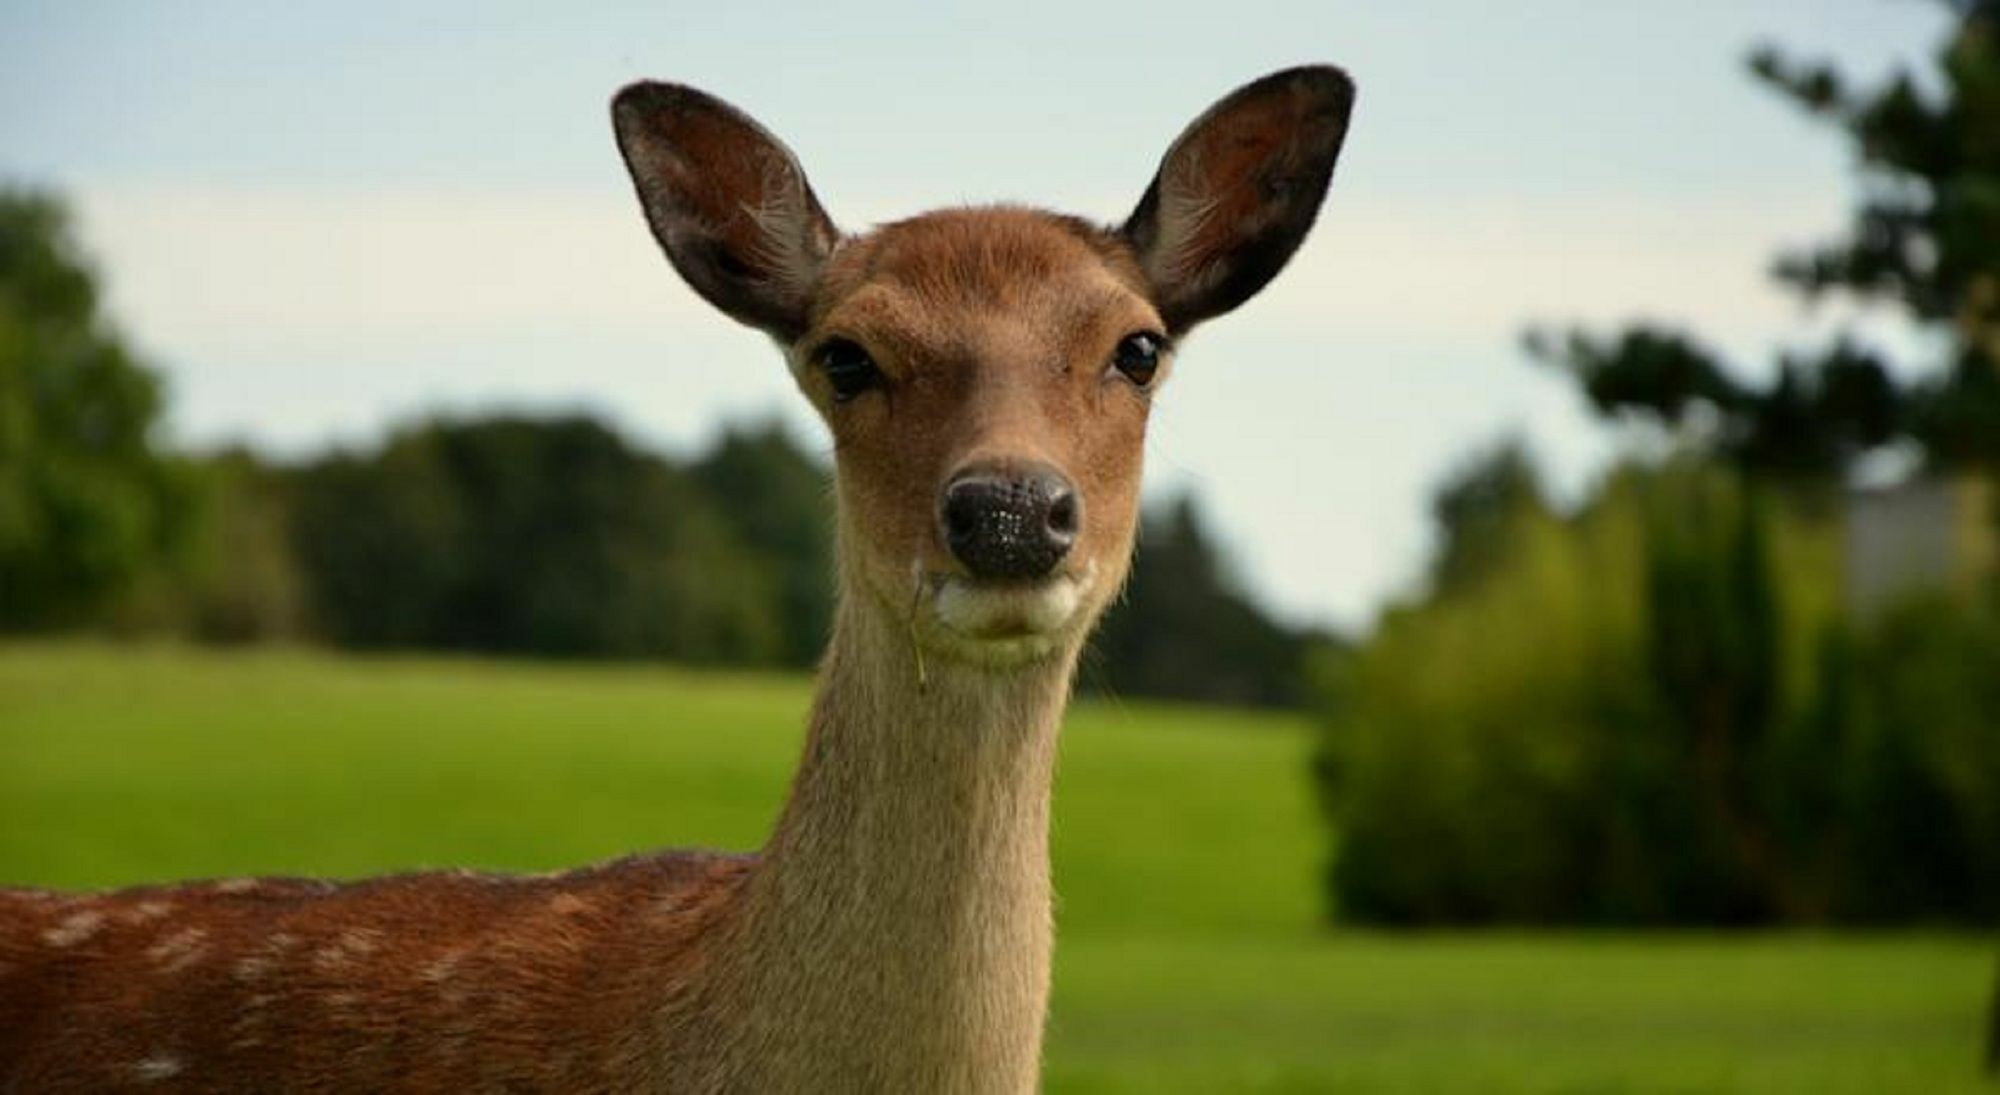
[613,81,840,342]
[1121,65,1354,334]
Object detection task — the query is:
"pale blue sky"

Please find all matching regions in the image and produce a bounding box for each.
[1,1,1953,628]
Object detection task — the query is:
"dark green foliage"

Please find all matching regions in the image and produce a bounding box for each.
[1633,475,1785,921]
[1427,439,1548,595]
[691,420,834,667]
[1523,327,1741,426]
[1089,494,1317,708]
[175,449,307,643]
[1525,328,1906,481]
[286,416,781,662]
[1918,349,2000,469]
[1798,597,2000,922]
[0,189,195,628]
[284,440,461,649]
[1990,955,2000,1074]
[1316,457,2000,925]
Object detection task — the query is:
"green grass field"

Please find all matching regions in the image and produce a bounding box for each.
[2,643,1989,1092]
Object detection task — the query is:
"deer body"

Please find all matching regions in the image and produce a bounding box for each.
[1,68,1352,1093]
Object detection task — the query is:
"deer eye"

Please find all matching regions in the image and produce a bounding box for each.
[817,339,882,402]
[1111,332,1164,387]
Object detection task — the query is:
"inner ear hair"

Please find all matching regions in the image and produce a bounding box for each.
[612,82,841,341]
[1121,65,1355,334]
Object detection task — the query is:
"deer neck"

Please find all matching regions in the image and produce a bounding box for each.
[714,587,1077,1092]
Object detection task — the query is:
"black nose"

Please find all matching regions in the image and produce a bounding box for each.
[939,464,1080,581]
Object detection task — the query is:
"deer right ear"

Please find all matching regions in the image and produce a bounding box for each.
[612,82,840,342]
[1121,66,1354,334]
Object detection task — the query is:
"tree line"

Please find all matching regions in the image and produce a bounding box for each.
[0,187,1316,705]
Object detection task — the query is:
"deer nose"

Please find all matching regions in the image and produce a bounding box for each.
[939,464,1080,581]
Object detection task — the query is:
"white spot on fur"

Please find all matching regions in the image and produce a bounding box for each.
[421,947,471,1005]
[311,928,382,971]
[42,910,105,947]
[213,878,260,894]
[146,927,209,972]
[132,1055,183,1082]
[548,892,590,915]
[421,948,465,984]
[121,900,175,925]
[237,929,299,980]
[231,991,274,1047]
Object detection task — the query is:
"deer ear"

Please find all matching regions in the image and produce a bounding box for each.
[1121,66,1354,334]
[612,82,840,342]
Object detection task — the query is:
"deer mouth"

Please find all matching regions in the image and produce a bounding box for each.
[921,564,1094,656]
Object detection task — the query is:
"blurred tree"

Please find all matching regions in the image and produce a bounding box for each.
[1751,1,2000,359]
[692,420,833,667]
[285,434,464,649]
[1428,439,1549,595]
[177,448,307,643]
[1526,329,1904,483]
[1810,595,2000,921]
[1316,454,1999,925]
[1090,494,1315,708]
[1637,473,1787,921]
[288,416,778,662]
[1989,956,1999,1074]
[0,188,194,628]
[1533,0,2000,479]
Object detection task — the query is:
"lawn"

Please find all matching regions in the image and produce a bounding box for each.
[1,643,1989,1092]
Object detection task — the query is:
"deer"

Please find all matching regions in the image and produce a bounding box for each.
[0,65,1354,1092]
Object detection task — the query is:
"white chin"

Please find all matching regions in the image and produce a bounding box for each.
[928,569,1089,662]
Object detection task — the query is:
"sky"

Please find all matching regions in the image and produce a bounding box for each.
[0,0,1955,630]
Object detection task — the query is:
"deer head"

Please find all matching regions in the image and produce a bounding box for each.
[612,67,1353,671]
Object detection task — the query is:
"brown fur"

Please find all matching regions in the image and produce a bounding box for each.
[1,66,1353,1093]
[2,857,750,1091]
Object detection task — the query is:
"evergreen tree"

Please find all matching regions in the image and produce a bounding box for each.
[1534,1,2000,479]
[1091,494,1311,707]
